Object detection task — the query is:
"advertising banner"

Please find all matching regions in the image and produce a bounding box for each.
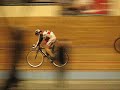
[62,0,109,15]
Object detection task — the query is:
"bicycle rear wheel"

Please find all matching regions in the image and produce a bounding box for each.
[53,52,69,68]
[114,37,120,53]
[27,50,44,67]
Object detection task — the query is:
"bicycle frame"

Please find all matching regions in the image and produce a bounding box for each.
[27,44,69,68]
[38,46,53,62]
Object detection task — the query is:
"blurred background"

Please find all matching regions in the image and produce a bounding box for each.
[0,0,120,90]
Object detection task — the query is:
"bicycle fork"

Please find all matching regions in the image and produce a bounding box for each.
[35,50,39,60]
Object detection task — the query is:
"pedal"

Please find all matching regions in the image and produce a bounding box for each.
[50,56,56,63]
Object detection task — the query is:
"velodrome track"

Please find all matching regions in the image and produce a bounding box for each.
[0,17,120,89]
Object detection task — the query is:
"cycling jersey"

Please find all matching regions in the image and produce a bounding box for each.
[43,30,56,47]
[43,30,56,39]
[36,30,56,47]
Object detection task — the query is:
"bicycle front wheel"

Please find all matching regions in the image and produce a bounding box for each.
[27,50,44,67]
[114,37,120,53]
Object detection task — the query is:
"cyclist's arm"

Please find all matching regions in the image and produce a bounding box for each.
[34,34,43,48]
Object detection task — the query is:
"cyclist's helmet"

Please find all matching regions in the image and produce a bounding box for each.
[35,29,42,35]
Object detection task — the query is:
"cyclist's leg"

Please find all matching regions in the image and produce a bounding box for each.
[41,38,56,58]
[46,38,56,57]
[45,45,55,57]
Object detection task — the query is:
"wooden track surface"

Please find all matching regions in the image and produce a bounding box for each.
[0,17,120,71]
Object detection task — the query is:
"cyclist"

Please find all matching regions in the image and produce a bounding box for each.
[33,29,56,62]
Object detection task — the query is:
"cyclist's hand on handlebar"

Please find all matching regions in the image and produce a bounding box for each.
[32,44,36,48]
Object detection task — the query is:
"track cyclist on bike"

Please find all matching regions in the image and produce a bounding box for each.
[33,29,56,62]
